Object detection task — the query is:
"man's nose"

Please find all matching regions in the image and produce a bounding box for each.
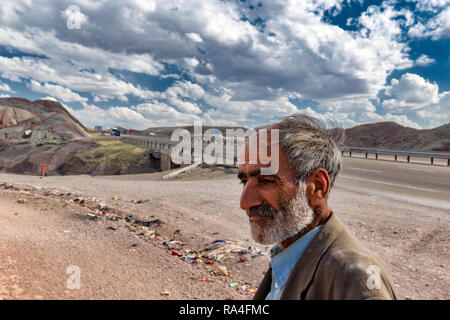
[240,179,262,211]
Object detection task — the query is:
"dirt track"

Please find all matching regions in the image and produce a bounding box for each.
[0,159,449,300]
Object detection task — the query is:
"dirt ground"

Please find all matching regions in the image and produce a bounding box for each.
[0,187,255,300]
[0,163,449,300]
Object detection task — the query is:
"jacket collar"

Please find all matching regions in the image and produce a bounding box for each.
[253,212,345,300]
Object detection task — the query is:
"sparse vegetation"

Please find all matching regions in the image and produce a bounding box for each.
[61,139,154,175]
[78,140,146,160]
[36,141,66,147]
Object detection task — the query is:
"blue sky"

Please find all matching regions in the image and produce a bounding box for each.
[0,0,448,129]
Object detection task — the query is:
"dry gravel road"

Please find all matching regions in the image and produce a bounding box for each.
[0,157,449,299]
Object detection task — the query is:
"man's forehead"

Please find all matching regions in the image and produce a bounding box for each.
[237,137,296,180]
[237,165,260,178]
[238,163,266,176]
[239,135,279,162]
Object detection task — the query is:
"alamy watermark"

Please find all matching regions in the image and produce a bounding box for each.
[366,265,381,290]
[170,122,279,175]
[66,265,81,290]
[367,5,381,15]
[64,5,86,30]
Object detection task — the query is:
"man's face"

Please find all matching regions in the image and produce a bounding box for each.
[238,133,314,244]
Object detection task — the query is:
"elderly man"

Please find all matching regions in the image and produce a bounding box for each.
[238,114,396,300]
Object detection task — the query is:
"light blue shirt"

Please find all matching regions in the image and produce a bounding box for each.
[265,225,323,300]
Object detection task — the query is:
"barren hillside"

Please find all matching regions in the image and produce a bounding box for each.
[344,122,450,151]
[0,98,159,176]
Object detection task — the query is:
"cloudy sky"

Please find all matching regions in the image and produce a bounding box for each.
[0,0,449,129]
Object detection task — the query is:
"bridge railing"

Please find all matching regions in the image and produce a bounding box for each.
[341,147,450,166]
[122,135,450,167]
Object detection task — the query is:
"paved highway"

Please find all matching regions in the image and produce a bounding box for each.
[337,157,450,203]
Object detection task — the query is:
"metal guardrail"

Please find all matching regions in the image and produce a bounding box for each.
[121,135,450,167]
[341,147,450,166]
[120,134,176,150]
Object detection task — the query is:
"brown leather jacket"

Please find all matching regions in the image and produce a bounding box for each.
[253,213,397,300]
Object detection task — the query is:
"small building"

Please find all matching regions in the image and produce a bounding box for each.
[94,126,102,133]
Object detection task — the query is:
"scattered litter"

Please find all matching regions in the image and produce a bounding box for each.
[228,282,239,288]
[17,198,27,204]
[133,199,150,204]
[200,240,264,261]
[107,226,117,231]
[125,214,134,222]
[98,203,109,212]
[112,195,120,200]
[239,254,251,262]
[134,218,161,227]
[249,288,257,294]
[214,265,229,276]
[161,290,170,296]
[73,197,85,204]
[170,250,183,257]
[241,285,247,291]
[131,243,139,247]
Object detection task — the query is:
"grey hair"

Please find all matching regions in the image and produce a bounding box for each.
[273,114,344,191]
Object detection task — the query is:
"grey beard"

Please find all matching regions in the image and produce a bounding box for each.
[248,184,314,245]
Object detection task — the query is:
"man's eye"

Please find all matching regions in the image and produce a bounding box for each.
[260,178,275,184]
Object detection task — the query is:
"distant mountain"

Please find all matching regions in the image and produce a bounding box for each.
[344,122,450,152]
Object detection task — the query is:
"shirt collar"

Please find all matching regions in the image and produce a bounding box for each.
[269,225,323,289]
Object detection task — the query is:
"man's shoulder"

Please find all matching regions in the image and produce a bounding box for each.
[310,226,397,300]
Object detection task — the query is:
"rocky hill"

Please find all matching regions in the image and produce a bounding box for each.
[0,97,88,142]
[344,122,450,152]
[0,98,158,176]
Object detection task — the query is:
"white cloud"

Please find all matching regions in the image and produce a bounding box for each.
[65,103,154,129]
[29,79,88,103]
[415,54,436,66]
[185,32,203,43]
[317,97,376,113]
[408,0,450,12]
[40,96,58,101]
[0,0,414,102]
[0,81,13,92]
[416,91,450,127]
[0,56,159,102]
[409,5,450,39]
[383,73,440,111]
[0,0,446,129]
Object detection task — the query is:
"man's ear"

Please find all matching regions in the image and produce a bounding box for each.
[305,168,330,208]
